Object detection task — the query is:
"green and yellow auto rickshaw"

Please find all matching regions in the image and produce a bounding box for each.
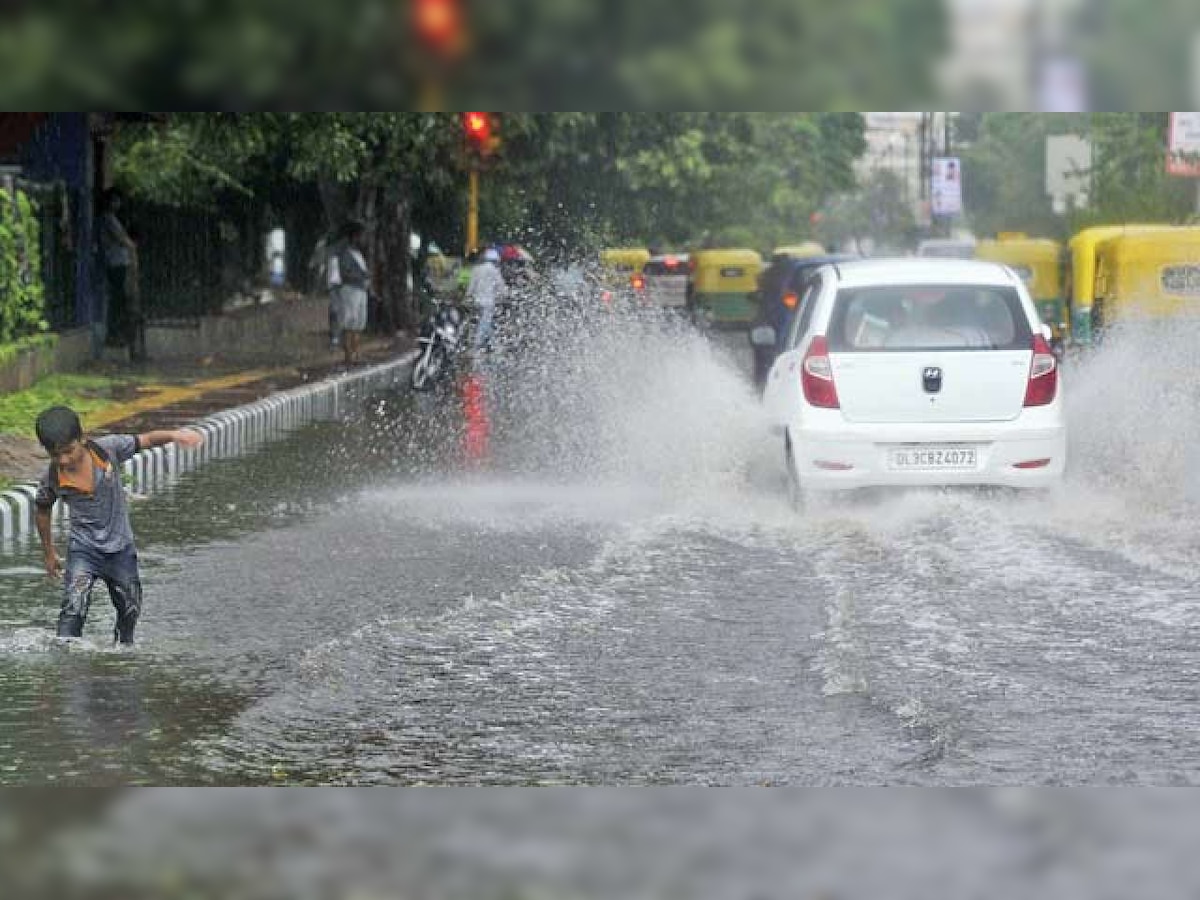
[687,248,764,327]
[1089,227,1200,336]
[595,248,652,307]
[1067,224,1175,345]
[975,234,1066,341]
[599,248,651,275]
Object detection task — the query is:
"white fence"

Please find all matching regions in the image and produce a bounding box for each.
[0,353,416,547]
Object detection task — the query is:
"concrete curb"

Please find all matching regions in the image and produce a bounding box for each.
[0,351,417,547]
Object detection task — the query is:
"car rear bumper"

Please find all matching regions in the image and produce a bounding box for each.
[787,420,1067,490]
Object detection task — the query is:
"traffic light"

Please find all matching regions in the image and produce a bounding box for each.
[463,111,490,144]
[462,112,501,160]
[413,0,466,59]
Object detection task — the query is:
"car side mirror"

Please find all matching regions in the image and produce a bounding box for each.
[749,325,777,348]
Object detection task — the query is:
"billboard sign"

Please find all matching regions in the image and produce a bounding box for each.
[1167,112,1200,177]
[931,156,963,217]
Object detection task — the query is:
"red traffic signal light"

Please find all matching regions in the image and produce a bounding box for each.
[414,0,465,56]
[463,112,491,143]
[462,112,501,159]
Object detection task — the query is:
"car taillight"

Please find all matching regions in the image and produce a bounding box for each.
[631,274,646,291]
[783,292,799,310]
[801,336,840,409]
[1023,334,1058,407]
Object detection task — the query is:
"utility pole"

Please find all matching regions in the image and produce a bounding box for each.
[467,167,480,253]
[919,112,928,201]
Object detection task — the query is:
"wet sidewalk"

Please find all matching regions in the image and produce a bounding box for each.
[0,333,414,485]
[95,334,413,434]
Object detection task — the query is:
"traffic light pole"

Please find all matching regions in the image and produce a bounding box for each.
[467,165,480,253]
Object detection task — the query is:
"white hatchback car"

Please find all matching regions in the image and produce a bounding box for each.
[761,259,1066,503]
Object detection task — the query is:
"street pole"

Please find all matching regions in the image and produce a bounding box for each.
[467,166,480,253]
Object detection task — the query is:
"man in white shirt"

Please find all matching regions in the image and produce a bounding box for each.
[465,248,506,351]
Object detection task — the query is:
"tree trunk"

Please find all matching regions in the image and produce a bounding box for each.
[372,188,412,337]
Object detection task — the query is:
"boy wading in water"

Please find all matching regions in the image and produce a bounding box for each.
[33,406,203,644]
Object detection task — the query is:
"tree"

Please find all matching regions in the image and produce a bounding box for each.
[817,169,916,254]
[110,113,871,327]
[114,113,466,331]
[958,114,1069,240]
[489,113,865,254]
[957,114,1198,240]
[0,1,946,110]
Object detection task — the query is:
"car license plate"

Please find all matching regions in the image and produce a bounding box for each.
[887,446,979,471]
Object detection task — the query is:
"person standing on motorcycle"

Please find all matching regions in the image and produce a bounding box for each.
[465,247,507,351]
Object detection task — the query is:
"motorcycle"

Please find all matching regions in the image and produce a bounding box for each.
[411,302,465,391]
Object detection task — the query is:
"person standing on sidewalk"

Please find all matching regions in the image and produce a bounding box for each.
[329,220,371,366]
[312,231,342,351]
[99,190,138,354]
[33,406,203,645]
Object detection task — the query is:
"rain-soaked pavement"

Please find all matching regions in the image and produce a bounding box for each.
[3,290,1200,789]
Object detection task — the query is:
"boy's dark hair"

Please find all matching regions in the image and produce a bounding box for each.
[35,406,83,453]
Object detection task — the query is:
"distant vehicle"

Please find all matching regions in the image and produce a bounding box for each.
[917,238,977,259]
[687,248,764,327]
[749,253,859,391]
[1068,225,1200,345]
[975,234,1066,345]
[411,300,465,391]
[595,248,652,309]
[761,258,1066,507]
[599,248,651,274]
[635,253,690,310]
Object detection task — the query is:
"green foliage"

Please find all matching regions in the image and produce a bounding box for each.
[0,373,127,438]
[488,113,866,254]
[818,169,917,252]
[0,332,57,369]
[113,112,868,258]
[960,113,1198,240]
[1076,0,1200,110]
[959,114,1071,240]
[0,188,48,343]
[0,1,946,109]
[1074,113,1198,229]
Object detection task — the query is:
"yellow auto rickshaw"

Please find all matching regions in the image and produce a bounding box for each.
[975,234,1066,340]
[688,248,764,326]
[1067,224,1176,345]
[1090,227,1200,336]
[599,249,651,275]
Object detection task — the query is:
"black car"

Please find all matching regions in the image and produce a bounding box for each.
[750,253,859,391]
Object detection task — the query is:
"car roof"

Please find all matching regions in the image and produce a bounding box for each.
[783,253,858,271]
[829,257,1022,289]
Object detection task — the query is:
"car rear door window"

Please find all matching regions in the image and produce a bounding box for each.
[828,285,1031,352]
[786,276,824,349]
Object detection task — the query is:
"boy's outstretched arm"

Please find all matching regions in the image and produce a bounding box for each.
[136,429,204,451]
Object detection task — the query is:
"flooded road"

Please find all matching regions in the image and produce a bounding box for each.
[3,304,1200,787]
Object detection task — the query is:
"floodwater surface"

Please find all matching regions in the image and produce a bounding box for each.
[2,299,1200,789]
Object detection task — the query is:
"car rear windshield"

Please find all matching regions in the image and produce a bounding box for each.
[644,260,687,276]
[828,285,1032,352]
